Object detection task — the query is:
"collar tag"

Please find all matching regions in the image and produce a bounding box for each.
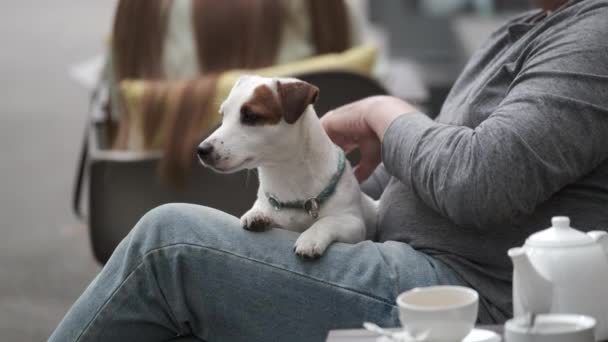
[264,147,344,218]
[304,198,320,219]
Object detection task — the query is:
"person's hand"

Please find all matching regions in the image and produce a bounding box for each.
[321,96,418,182]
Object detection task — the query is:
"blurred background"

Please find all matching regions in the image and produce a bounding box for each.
[0,0,530,340]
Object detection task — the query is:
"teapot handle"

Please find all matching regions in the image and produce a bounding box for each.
[588,230,608,257]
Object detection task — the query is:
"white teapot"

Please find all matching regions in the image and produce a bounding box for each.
[508,216,608,341]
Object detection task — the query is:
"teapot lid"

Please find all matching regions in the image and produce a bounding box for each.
[526,216,594,247]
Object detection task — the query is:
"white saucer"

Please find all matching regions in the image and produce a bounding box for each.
[463,328,502,342]
[377,328,501,342]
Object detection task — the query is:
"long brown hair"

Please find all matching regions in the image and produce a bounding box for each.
[145,78,219,185]
[111,0,351,186]
[192,0,285,72]
[308,0,351,54]
[112,0,172,80]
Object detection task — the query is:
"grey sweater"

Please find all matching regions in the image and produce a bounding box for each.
[363,0,608,323]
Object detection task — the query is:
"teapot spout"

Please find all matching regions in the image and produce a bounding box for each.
[588,230,608,257]
[508,247,553,315]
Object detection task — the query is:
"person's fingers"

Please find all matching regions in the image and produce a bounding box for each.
[330,134,358,154]
[321,103,360,135]
[353,139,382,183]
[320,112,343,142]
[321,102,379,159]
[320,109,335,122]
[320,109,348,134]
[322,110,360,152]
[340,142,358,154]
[353,161,377,183]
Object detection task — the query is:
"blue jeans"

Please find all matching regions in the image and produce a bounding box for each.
[49,203,481,342]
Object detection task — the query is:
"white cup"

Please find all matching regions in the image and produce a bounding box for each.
[505,314,596,342]
[397,285,479,342]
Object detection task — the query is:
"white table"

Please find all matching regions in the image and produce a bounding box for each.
[326,325,504,342]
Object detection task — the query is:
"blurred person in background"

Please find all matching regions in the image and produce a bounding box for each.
[104,0,360,183]
[50,0,608,341]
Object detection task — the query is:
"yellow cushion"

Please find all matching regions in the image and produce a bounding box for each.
[213,44,377,111]
[119,45,378,150]
[119,80,147,150]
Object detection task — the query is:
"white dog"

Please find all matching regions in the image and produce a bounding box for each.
[198,75,377,258]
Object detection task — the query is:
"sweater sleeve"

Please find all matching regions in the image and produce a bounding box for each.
[382,11,608,228]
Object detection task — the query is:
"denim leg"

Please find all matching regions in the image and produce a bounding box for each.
[49,203,469,342]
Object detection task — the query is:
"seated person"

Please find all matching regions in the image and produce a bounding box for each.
[50,0,608,341]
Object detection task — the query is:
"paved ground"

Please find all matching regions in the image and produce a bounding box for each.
[0,1,114,340]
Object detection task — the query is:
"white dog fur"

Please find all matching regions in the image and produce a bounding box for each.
[198,75,377,258]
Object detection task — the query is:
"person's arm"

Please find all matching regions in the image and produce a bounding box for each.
[381,12,608,228]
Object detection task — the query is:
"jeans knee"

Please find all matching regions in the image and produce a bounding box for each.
[140,203,197,228]
[129,203,236,253]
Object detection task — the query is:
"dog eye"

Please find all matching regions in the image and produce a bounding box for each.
[240,107,259,125]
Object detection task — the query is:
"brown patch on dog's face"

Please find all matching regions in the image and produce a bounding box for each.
[240,84,282,126]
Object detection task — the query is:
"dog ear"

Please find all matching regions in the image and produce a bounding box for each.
[276,81,319,124]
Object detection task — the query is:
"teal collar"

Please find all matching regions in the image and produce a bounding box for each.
[266,148,346,219]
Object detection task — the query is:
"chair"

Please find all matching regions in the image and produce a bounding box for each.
[296,70,387,116]
[74,70,388,264]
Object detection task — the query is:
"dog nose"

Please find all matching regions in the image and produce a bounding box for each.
[197,143,214,161]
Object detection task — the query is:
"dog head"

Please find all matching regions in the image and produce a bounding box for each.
[198,75,319,173]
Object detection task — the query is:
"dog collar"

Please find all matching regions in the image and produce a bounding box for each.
[265,148,346,219]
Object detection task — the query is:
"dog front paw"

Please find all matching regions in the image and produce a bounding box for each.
[293,232,330,259]
[240,211,273,232]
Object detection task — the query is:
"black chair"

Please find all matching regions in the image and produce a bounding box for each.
[296,70,388,116]
[73,70,388,264]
